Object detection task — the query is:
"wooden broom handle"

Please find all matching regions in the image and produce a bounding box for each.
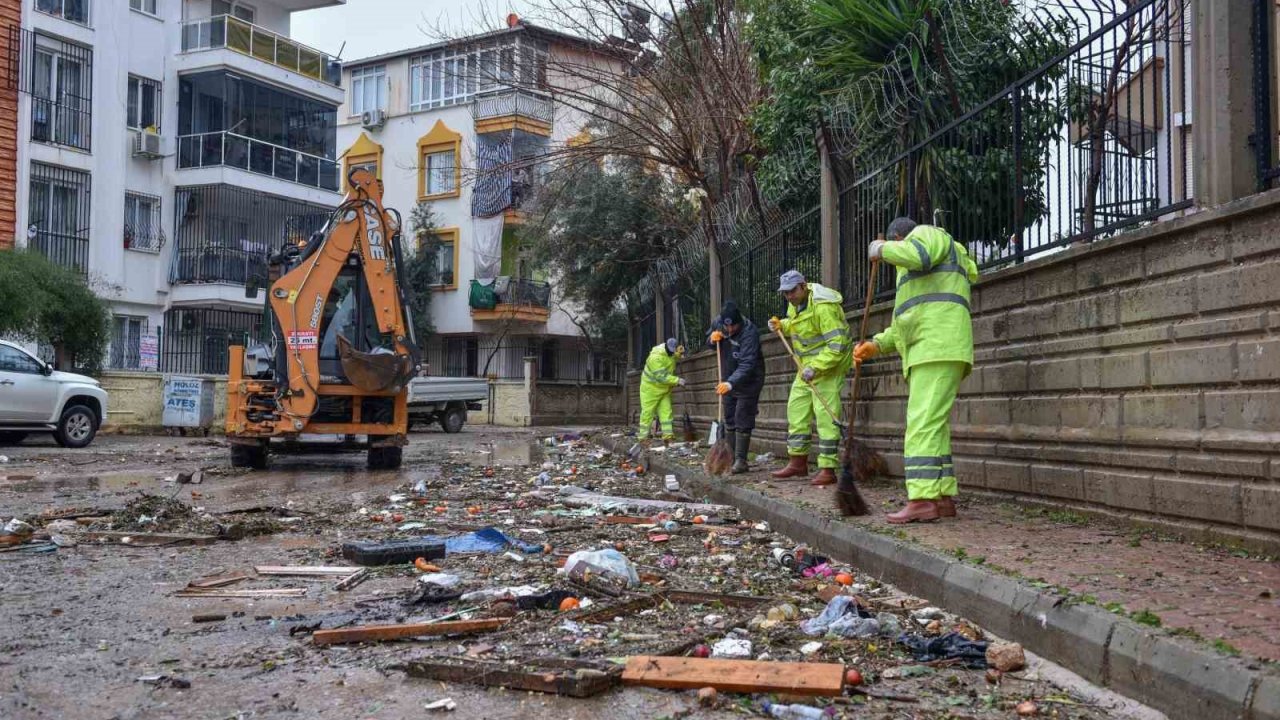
[715,340,724,423]
[851,256,881,406]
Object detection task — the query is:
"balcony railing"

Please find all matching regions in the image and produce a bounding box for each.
[177,131,340,192]
[171,246,267,286]
[180,15,341,87]
[496,276,551,307]
[472,89,554,124]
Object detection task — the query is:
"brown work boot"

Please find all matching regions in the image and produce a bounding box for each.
[937,497,957,518]
[771,455,808,479]
[809,468,836,486]
[886,500,941,524]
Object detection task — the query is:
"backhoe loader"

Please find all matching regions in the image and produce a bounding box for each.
[225,168,420,470]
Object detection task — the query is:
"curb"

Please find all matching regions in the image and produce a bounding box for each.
[595,436,1279,720]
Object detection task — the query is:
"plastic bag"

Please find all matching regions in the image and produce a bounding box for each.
[827,614,880,638]
[562,548,640,588]
[899,632,989,667]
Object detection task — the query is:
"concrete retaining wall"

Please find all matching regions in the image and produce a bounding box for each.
[659,189,1280,549]
[532,381,625,426]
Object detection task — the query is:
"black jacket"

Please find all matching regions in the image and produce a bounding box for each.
[708,318,765,389]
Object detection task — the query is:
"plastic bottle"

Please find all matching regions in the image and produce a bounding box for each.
[771,547,796,569]
[762,702,829,719]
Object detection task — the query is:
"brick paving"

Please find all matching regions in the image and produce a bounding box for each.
[738,467,1280,662]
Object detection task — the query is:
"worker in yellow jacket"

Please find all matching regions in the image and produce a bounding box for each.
[768,270,852,486]
[637,338,685,443]
[854,218,978,523]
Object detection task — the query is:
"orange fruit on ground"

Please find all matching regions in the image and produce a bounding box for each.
[559,597,580,611]
[834,573,854,586]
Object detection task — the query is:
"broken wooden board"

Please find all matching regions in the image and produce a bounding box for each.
[400,658,618,698]
[187,573,252,589]
[81,531,218,547]
[561,493,736,517]
[254,565,359,576]
[175,588,306,598]
[332,568,370,591]
[313,618,508,646]
[622,656,845,696]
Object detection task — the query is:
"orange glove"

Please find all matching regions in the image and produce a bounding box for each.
[716,382,732,395]
[767,316,782,332]
[710,330,724,343]
[853,341,880,364]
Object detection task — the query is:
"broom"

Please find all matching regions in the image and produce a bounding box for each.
[835,256,888,517]
[703,339,733,475]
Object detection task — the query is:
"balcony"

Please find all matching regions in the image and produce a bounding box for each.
[472,90,553,134]
[177,131,340,192]
[470,277,551,323]
[180,15,342,87]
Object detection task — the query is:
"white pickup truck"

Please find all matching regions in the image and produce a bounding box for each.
[407,377,487,433]
[0,339,109,448]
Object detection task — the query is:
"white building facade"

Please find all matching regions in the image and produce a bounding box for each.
[9,0,345,373]
[335,19,618,385]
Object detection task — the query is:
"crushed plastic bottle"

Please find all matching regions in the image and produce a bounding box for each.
[762,702,830,719]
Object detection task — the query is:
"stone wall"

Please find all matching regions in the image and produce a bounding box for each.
[660,189,1280,549]
[532,381,626,426]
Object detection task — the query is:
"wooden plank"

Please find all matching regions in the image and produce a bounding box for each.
[313,618,508,646]
[187,573,252,589]
[254,565,359,576]
[81,531,218,547]
[333,569,370,591]
[175,588,307,598]
[401,658,618,698]
[622,657,844,696]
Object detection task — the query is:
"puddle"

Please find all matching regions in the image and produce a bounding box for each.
[468,441,542,467]
[4,472,166,493]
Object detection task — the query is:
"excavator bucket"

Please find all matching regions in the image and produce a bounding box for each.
[337,335,414,393]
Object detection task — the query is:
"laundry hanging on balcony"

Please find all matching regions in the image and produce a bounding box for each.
[471,214,504,280]
[472,132,512,218]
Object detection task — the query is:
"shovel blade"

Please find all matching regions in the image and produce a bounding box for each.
[337,335,414,393]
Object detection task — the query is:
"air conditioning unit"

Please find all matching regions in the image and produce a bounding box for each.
[133,129,163,159]
[361,109,386,129]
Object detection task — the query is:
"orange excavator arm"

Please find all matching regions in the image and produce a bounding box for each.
[266,168,418,424]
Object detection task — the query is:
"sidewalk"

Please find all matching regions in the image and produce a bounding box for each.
[595,432,1280,720]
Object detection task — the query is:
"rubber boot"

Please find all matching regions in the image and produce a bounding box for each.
[724,429,737,455]
[886,500,941,524]
[731,430,751,474]
[771,454,808,479]
[809,468,836,486]
[937,497,957,518]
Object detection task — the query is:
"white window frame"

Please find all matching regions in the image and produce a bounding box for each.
[408,38,547,112]
[128,0,158,16]
[123,192,163,253]
[425,149,456,196]
[126,75,161,131]
[31,38,90,149]
[432,236,455,288]
[350,64,387,117]
[35,0,89,26]
[213,0,255,23]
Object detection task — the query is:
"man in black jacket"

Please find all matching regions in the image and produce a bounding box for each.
[709,300,765,473]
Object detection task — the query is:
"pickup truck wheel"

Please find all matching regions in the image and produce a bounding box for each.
[230,442,269,469]
[440,407,466,434]
[0,431,28,445]
[54,405,97,449]
[368,446,402,470]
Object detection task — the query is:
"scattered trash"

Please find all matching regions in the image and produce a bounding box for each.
[762,701,830,719]
[49,534,76,548]
[799,641,823,656]
[912,606,945,622]
[801,595,872,637]
[663,474,680,492]
[900,632,989,668]
[138,675,191,689]
[622,656,844,696]
[424,697,457,712]
[697,686,718,706]
[711,638,752,658]
[845,668,863,686]
[986,642,1026,672]
[342,538,447,566]
[312,618,509,645]
[1016,699,1040,716]
[563,548,640,589]
[254,565,357,576]
[828,613,880,639]
[417,573,461,588]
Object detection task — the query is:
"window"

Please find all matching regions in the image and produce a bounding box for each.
[409,38,546,111]
[109,316,146,370]
[425,228,458,289]
[350,65,387,116]
[27,35,93,151]
[0,345,44,374]
[28,163,91,273]
[127,76,161,131]
[35,0,88,25]
[212,0,254,23]
[124,192,164,252]
[129,0,157,14]
[425,150,456,196]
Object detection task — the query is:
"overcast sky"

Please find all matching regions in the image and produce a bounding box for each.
[291,0,534,63]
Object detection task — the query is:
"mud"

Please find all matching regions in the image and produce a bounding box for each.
[0,429,1158,720]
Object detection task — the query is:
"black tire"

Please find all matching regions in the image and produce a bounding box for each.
[0,431,28,445]
[230,442,269,469]
[54,405,97,449]
[439,406,466,434]
[367,446,403,470]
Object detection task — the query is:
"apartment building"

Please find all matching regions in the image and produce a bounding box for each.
[3,0,344,372]
[335,16,619,385]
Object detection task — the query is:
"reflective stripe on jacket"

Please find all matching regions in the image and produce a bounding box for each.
[640,344,680,389]
[779,282,852,377]
[872,225,979,377]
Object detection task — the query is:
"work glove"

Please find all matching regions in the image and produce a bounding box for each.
[853,341,880,364]
[868,239,886,260]
[768,316,782,333]
[710,330,724,343]
[675,344,686,359]
[801,367,816,382]
[677,378,687,387]
[716,381,732,395]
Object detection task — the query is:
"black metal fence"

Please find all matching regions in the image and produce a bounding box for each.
[629,298,657,371]
[839,0,1191,299]
[5,27,93,151]
[160,307,262,375]
[423,335,621,384]
[721,206,822,328]
[1252,0,1280,190]
[27,162,90,274]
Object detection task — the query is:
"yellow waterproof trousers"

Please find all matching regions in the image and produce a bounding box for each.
[785,371,843,469]
[903,361,966,500]
[638,387,674,440]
